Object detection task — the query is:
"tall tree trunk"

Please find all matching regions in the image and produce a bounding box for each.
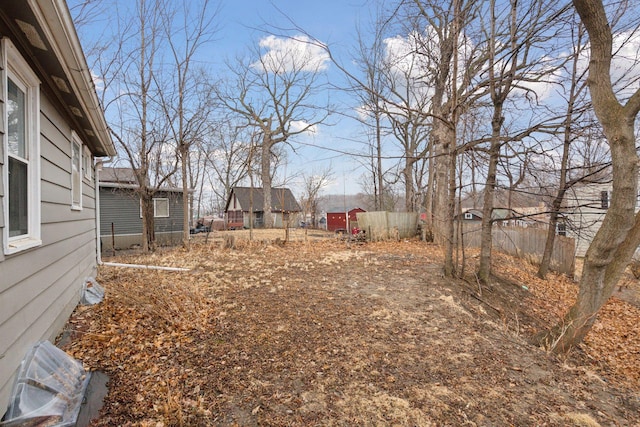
[431,119,452,246]
[181,144,190,248]
[424,138,435,241]
[540,0,640,352]
[141,190,155,252]
[444,149,457,276]
[261,131,274,228]
[478,106,503,282]
[538,191,567,278]
[376,113,384,211]
[404,158,416,212]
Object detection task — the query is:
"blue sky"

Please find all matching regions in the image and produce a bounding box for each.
[220,0,368,46]
[72,1,640,202]
[70,0,379,196]
[214,1,378,195]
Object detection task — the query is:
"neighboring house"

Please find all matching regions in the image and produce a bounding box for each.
[460,189,548,227]
[225,186,302,229]
[457,209,483,222]
[99,167,186,250]
[563,181,624,257]
[326,208,366,232]
[0,0,116,417]
[457,208,524,226]
[512,202,549,228]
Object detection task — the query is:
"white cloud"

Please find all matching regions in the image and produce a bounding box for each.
[289,120,318,135]
[605,30,640,98]
[252,35,330,74]
[571,29,640,101]
[511,57,564,103]
[91,70,104,93]
[383,32,432,81]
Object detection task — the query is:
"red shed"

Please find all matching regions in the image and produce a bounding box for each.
[326,208,366,232]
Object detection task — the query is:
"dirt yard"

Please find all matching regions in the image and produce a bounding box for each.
[60,230,640,426]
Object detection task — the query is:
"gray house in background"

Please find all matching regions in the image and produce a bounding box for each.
[0,0,116,416]
[562,180,636,257]
[99,167,186,251]
[225,186,302,229]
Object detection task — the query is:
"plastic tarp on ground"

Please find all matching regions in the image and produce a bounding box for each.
[356,211,419,241]
[0,341,90,427]
[81,277,104,305]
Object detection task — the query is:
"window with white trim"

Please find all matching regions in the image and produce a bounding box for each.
[83,146,92,180]
[154,198,169,218]
[464,212,473,220]
[71,133,82,210]
[3,38,41,254]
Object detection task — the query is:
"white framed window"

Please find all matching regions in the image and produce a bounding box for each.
[464,212,473,220]
[556,222,567,236]
[154,198,169,218]
[71,132,82,210]
[83,146,92,180]
[3,38,41,255]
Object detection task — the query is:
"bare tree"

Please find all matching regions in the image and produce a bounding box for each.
[538,0,640,352]
[351,12,392,211]
[206,120,253,211]
[476,0,570,282]
[98,0,178,252]
[537,19,590,278]
[72,0,217,251]
[301,168,334,228]
[216,35,330,228]
[408,0,483,276]
[155,0,219,248]
[380,34,432,212]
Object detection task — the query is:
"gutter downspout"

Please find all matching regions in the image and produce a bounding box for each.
[99,262,190,272]
[94,159,190,272]
[95,157,112,266]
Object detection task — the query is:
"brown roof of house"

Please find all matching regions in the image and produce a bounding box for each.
[100,167,137,184]
[226,187,301,213]
[99,167,188,192]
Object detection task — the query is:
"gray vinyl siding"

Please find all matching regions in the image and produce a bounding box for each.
[0,90,98,414]
[565,184,608,257]
[99,187,143,235]
[563,182,640,258]
[99,187,185,250]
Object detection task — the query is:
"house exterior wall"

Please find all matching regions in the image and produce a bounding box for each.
[0,92,98,414]
[237,211,301,229]
[99,187,184,250]
[564,182,616,257]
[226,192,247,229]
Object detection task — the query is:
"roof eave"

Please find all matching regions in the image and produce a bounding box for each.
[99,182,192,193]
[29,0,115,157]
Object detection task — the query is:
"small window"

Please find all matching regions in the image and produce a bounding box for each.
[71,134,82,210]
[153,198,169,218]
[83,147,92,180]
[556,223,567,236]
[464,212,473,220]
[601,191,609,209]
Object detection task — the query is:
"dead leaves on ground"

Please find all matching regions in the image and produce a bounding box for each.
[491,251,640,387]
[59,236,640,426]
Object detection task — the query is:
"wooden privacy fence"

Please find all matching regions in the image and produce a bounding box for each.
[460,224,575,276]
[356,211,419,241]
